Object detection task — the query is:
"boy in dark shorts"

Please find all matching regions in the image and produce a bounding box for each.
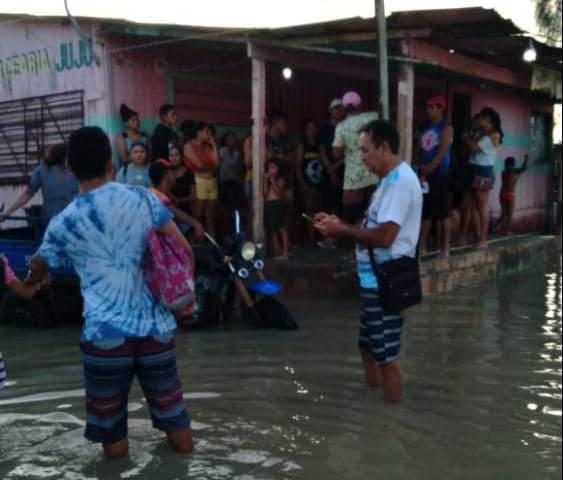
[496,154,528,235]
[28,127,193,458]
[264,160,289,260]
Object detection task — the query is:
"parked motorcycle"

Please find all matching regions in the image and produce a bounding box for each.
[183,211,297,330]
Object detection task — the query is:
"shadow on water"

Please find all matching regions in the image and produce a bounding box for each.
[0,255,561,479]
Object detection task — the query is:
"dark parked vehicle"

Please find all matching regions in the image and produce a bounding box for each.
[187,211,297,330]
[1,210,296,330]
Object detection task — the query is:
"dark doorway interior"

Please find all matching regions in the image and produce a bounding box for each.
[451,93,472,162]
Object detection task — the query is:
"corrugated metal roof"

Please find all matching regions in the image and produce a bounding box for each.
[261,8,560,73]
[2,8,561,73]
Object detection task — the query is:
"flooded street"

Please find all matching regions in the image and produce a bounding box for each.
[0,262,561,480]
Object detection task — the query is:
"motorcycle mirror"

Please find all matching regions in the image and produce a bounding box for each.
[235,210,241,235]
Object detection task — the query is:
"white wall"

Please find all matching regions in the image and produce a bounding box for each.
[0,20,112,214]
[0,20,106,102]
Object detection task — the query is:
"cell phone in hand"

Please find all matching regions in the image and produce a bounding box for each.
[302,213,315,223]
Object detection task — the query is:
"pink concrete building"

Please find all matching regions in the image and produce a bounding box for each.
[0,8,561,233]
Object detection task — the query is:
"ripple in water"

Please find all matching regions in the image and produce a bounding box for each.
[0,263,561,479]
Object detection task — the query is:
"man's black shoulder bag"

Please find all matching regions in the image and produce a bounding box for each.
[367,249,423,313]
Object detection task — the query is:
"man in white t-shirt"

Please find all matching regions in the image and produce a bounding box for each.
[315,120,422,403]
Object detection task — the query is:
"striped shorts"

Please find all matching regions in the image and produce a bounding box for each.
[81,333,190,444]
[358,288,404,364]
[0,352,6,392]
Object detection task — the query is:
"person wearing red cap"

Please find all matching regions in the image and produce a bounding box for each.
[417,95,454,259]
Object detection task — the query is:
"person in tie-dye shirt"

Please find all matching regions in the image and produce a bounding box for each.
[29,127,193,458]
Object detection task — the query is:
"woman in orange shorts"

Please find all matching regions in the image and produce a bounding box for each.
[182,121,220,238]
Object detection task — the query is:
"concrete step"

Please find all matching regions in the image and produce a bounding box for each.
[265,234,559,297]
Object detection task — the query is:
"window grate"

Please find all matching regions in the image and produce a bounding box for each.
[0,90,84,185]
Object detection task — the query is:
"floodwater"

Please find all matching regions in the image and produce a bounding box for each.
[0,262,561,480]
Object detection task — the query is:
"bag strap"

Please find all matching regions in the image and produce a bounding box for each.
[367,247,380,280]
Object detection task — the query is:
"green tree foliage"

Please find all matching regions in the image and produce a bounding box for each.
[534,0,562,43]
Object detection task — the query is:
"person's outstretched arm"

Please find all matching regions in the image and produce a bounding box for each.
[517,154,529,175]
[6,276,42,299]
[168,205,204,242]
[0,190,32,222]
[2,257,42,299]
[314,214,400,249]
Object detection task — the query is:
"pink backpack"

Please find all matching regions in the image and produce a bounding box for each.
[144,230,194,311]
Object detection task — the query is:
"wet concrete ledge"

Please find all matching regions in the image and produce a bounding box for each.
[265,234,560,298]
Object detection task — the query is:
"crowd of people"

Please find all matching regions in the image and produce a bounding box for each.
[113,93,524,259]
[416,97,527,257]
[0,91,528,260]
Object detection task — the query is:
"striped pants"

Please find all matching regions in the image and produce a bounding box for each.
[81,333,190,444]
[0,352,6,391]
[358,288,404,364]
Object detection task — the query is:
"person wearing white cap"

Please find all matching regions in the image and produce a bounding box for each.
[320,99,347,192]
[332,91,379,225]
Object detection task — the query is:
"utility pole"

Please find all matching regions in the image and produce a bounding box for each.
[248,44,267,243]
[375,0,389,120]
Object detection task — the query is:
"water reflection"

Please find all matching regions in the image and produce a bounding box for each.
[0,262,561,479]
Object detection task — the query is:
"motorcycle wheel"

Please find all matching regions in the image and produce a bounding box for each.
[0,293,56,328]
[252,297,298,330]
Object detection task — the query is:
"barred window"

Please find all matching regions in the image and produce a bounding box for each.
[0,90,84,185]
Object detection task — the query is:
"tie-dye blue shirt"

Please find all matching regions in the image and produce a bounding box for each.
[37,182,176,341]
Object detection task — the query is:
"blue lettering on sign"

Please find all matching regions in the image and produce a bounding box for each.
[56,39,95,72]
[0,38,96,80]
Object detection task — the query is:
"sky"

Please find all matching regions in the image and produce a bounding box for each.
[0,0,540,34]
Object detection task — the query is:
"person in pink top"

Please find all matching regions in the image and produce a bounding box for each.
[1,255,44,299]
[1,254,45,391]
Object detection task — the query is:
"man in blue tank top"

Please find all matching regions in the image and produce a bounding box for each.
[418,95,454,259]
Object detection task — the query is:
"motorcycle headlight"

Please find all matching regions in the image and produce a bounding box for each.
[254,260,264,271]
[241,242,257,261]
[238,268,250,279]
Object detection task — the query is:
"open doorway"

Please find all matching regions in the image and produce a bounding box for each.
[451,93,471,161]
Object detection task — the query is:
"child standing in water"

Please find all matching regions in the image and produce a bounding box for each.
[1,255,44,391]
[496,154,529,235]
[264,160,289,260]
[116,142,151,188]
